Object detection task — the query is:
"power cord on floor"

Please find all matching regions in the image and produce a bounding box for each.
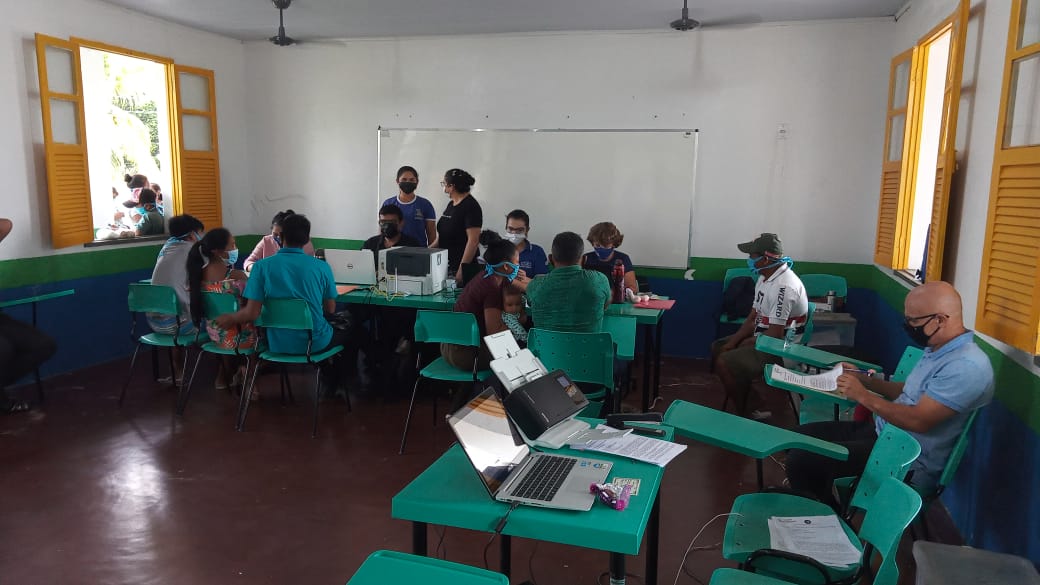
[483,502,520,570]
[434,525,447,559]
[672,512,743,585]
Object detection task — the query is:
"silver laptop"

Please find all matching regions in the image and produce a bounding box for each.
[448,389,612,511]
[325,249,376,285]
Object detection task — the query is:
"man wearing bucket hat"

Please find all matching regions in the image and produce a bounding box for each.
[711,233,808,420]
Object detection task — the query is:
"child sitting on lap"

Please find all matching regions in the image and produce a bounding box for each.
[501,284,529,346]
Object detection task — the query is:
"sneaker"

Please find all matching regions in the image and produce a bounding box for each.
[749,409,772,421]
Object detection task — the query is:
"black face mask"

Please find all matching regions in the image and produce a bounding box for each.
[903,316,938,346]
[398,181,418,194]
[380,222,400,238]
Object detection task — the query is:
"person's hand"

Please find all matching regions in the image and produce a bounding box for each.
[229,269,248,280]
[517,268,528,280]
[720,339,739,353]
[836,373,869,402]
[114,211,124,221]
[512,273,530,290]
[214,314,237,329]
[455,267,463,282]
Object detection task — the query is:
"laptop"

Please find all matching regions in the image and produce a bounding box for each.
[448,388,612,511]
[325,249,376,285]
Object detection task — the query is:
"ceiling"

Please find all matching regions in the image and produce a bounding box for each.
[98,0,905,42]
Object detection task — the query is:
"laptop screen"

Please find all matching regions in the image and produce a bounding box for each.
[447,389,529,496]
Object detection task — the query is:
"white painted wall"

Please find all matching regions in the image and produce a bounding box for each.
[242,20,893,263]
[0,0,249,261]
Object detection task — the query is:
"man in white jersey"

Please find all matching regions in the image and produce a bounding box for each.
[711,233,809,419]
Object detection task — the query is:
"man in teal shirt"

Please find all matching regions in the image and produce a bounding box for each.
[216,214,348,391]
[526,231,611,332]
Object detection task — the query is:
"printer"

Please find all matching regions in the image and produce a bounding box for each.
[377,246,449,296]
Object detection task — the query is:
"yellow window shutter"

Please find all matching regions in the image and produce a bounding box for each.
[923,0,969,283]
[172,65,222,230]
[977,0,1040,354]
[874,49,915,267]
[35,34,94,248]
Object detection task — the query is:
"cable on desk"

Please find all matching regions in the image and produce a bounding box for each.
[483,502,520,569]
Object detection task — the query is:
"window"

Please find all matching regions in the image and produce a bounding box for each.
[873,0,968,283]
[35,34,223,248]
[976,0,1040,354]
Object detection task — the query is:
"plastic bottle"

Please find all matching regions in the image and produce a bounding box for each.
[827,290,836,311]
[783,322,797,348]
[611,259,626,304]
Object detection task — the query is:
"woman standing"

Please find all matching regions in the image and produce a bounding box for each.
[432,168,482,281]
[381,165,437,246]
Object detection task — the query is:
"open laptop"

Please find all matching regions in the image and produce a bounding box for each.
[448,388,612,511]
[325,249,376,285]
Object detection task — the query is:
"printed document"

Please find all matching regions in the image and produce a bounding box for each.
[570,425,686,467]
[767,515,861,567]
[769,365,844,392]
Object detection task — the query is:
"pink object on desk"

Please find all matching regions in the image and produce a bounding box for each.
[336,285,359,295]
[634,299,676,310]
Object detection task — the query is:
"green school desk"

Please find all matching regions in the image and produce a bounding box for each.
[663,400,848,490]
[606,302,667,412]
[392,422,674,585]
[337,287,458,310]
[0,288,76,403]
[346,550,508,584]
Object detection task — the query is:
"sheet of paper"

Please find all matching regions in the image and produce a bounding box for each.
[570,425,686,467]
[634,299,676,310]
[767,515,861,567]
[769,364,843,392]
[336,284,359,295]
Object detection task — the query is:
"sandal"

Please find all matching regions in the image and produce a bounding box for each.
[1,399,31,414]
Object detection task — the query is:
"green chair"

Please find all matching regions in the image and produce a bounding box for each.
[799,274,848,300]
[710,478,921,585]
[527,328,616,416]
[177,292,257,418]
[400,311,492,454]
[119,283,198,407]
[722,425,920,584]
[347,549,509,584]
[717,267,756,337]
[237,298,346,438]
[908,408,981,540]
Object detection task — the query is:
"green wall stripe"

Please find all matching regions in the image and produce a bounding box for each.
[975,338,1040,435]
[0,244,162,288]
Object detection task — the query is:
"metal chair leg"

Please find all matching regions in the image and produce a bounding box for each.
[237,358,261,432]
[399,376,423,455]
[311,367,321,438]
[119,344,143,407]
[177,350,206,416]
[34,369,45,405]
[787,392,799,419]
[285,367,296,404]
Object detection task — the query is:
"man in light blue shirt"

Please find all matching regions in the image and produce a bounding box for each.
[786,281,994,509]
[217,214,349,392]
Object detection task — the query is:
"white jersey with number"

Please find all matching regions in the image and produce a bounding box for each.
[753,264,809,333]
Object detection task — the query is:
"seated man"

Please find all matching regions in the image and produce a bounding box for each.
[525,231,610,333]
[503,209,548,277]
[0,218,57,413]
[786,281,994,509]
[355,205,422,391]
[711,232,808,420]
[148,214,204,384]
[215,213,349,393]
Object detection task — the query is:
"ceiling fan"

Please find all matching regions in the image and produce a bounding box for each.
[669,0,762,31]
[270,0,297,46]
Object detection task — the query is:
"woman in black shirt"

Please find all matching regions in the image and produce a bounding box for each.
[432,168,482,280]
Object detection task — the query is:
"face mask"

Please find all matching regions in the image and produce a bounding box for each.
[747,255,794,274]
[225,248,239,267]
[380,222,400,238]
[273,234,283,248]
[484,261,520,282]
[903,315,939,346]
[504,232,526,245]
[399,181,418,194]
[193,231,204,241]
[136,206,148,215]
[594,246,614,261]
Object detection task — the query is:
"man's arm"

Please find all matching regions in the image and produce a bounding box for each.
[721,309,758,349]
[0,218,12,243]
[838,374,953,433]
[214,299,261,328]
[324,298,337,315]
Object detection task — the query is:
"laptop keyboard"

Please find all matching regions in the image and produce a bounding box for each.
[509,455,576,502]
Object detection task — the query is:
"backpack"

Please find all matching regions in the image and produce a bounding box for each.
[721,276,755,321]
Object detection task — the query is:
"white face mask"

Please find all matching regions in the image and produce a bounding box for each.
[504,232,526,245]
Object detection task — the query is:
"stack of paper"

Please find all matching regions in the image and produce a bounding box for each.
[769,365,844,392]
[767,515,861,567]
[570,425,686,467]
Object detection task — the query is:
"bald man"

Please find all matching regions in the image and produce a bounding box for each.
[785,281,994,509]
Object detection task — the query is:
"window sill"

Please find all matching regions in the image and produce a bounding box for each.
[893,269,922,287]
[83,234,168,248]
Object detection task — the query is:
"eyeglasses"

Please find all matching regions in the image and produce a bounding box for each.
[903,313,945,326]
[439,181,447,187]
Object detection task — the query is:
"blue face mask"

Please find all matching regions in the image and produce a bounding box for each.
[225,248,239,267]
[594,246,614,261]
[747,255,794,274]
[484,261,520,282]
[273,234,283,248]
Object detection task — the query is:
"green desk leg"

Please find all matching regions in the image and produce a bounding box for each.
[0,289,76,404]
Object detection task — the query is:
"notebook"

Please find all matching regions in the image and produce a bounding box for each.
[448,389,612,511]
[325,249,376,285]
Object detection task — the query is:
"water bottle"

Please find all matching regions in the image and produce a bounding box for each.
[783,322,797,348]
[826,290,836,311]
[611,259,626,304]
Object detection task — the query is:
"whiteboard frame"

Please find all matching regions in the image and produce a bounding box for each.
[376,127,700,268]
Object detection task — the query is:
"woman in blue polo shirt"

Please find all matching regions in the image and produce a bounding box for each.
[503,209,548,277]
[382,165,437,246]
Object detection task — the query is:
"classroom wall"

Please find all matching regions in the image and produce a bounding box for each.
[241,21,894,263]
[0,0,251,262]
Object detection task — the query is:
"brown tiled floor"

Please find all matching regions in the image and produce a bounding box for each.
[0,356,960,584]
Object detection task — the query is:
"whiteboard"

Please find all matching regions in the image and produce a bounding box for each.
[377,129,698,268]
